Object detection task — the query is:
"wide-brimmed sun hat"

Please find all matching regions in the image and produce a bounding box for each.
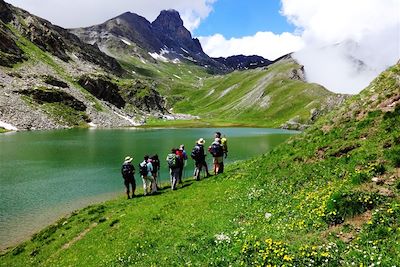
[124,156,133,162]
[197,138,205,144]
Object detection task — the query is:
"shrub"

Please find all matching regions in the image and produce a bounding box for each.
[384,147,400,167]
[350,162,386,185]
[324,190,385,225]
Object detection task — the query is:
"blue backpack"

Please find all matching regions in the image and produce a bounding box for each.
[211,143,223,157]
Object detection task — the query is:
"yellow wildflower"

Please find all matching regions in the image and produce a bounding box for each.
[283,254,293,261]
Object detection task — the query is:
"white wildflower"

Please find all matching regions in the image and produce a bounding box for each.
[214,233,231,245]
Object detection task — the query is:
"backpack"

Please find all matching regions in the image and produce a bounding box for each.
[122,163,133,176]
[221,137,228,152]
[166,154,178,168]
[191,145,201,160]
[211,142,223,157]
[139,162,148,176]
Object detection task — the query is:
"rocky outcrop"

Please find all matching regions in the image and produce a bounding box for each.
[77,76,126,109]
[17,88,87,111]
[76,76,167,114]
[0,25,26,67]
[43,75,68,88]
[123,80,167,113]
[0,0,13,23]
[0,1,26,67]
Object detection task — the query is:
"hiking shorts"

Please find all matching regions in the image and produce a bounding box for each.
[213,156,223,164]
[123,176,135,187]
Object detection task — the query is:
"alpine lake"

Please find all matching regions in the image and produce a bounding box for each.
[0,127,297,249]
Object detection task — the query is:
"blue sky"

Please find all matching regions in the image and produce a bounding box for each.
[194,0,294,38]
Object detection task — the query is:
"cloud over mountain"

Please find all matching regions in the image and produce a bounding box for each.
[282,0,400,94]
[6,0,216,31]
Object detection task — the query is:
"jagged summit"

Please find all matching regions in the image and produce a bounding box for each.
[152,9,204,55]
[153,9,184,29]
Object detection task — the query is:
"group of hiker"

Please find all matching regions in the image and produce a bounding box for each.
[120,131,228,199]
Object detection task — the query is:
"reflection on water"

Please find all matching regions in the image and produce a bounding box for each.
[0,127,296,249]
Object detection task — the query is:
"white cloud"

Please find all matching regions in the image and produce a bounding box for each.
[5,0,216,30]
[282,0,400,94]
[198,32,304,60]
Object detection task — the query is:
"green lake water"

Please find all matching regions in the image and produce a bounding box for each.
[0,127,297,249]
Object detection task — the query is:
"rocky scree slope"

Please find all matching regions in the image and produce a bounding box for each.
[0,0,168,130]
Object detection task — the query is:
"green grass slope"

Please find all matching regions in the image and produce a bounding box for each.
[170,58,338,127]
[1,64,398,266]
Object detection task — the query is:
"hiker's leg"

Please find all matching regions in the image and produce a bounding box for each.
[142,176,148,195]
[124,179,130,199]
[150,176,157,193]
[169,168,174,189]
[178,167,183,184]
[219,162,224,173]
[203,161,211,176]
[131,179,136,197]
[172,168,179,189]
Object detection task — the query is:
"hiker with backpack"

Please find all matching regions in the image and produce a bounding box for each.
[121,156,136,199]
[215,131,228,173]
[209,138,224,175]
[191,138,211,181]
[166,148,180,190]
[177,145,187,184]
[139,155,157,196]
[151,154,161,189]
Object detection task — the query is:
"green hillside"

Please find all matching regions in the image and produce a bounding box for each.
[173,58,337,127]
[1,64,398,266]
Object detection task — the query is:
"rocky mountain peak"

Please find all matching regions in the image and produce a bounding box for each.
[151,9,202,54]
[152,9,184,30]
